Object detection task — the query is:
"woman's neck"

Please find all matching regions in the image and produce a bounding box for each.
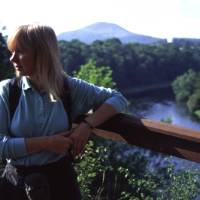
[28,76,45,92]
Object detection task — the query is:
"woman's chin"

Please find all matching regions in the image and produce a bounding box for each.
[15,70,24,77]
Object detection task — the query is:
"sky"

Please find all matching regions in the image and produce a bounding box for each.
[1,0,200,41]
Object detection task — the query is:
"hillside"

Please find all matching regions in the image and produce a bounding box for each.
[57,22,167,44]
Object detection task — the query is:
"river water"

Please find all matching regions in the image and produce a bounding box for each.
[128,96,200,171]
[129,97,200,131]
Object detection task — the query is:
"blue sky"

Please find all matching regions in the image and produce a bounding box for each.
[1,0,200,41]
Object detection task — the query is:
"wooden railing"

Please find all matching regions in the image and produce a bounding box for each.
[76,113,200,164]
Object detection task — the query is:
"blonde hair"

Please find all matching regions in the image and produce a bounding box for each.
[7,24,67,101]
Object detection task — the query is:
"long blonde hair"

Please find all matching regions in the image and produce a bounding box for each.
[7,24,66,101]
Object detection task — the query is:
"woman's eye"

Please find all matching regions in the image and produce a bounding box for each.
[14,47,24,53]
[16,50,23,54]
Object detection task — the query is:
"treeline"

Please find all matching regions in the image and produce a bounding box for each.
[58,38,200,90]
[0,33,13,80]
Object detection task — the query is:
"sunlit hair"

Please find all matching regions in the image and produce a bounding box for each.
[7,24,67,101]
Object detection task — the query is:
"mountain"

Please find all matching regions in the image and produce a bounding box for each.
[57,22,167,44]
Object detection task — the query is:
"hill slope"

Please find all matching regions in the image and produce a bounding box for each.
[57,22,166,44]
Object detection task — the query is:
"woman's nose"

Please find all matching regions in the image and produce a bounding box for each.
[10,52,17,63]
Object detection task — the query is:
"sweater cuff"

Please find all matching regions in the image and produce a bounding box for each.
[10,138,27,158]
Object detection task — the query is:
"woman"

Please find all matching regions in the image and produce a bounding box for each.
[0,24,128,200]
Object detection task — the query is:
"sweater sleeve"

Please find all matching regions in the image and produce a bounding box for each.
[68,77,128,120]
[0,80,27,160]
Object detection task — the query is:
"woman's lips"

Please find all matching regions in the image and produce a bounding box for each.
[15,65,22,71]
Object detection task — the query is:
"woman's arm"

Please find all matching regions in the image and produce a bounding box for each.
[69,103,118,156]
[0,81,28,160]
[68,77,128,156]
[25,132,73,155]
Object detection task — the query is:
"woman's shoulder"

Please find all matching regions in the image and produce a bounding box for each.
[0,79,11,98]
[0,79,11,85]
[67,76,91,89]
[67,76,84,83]
[67,75,101,87]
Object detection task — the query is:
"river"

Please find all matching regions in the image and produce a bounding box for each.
[129,97,200,131]
[128,95,200,171]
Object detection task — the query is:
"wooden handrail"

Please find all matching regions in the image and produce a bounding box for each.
[75,113,200,164]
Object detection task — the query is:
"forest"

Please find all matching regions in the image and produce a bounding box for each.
[58,38,200,91]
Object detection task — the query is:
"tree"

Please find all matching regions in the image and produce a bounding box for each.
[172,69,200,119]
[187,90,200,113]
[0,32,13,80]
[58,39,89,74]
[172,69,197,102]
[74,59,116,88]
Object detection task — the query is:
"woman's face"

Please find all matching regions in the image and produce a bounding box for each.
[10,43,35,77]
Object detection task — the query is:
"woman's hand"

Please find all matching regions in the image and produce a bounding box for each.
[26,132,73,155]
[46,132,73,154]
[69,123,92,157]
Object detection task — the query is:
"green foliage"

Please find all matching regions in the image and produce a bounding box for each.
[75,140,108,199]
[164,165,200,200]
[74,59,116,88]
[187,90,200,113]
[75,138,158,200]
[0,32,14,80]
[58,39,88,73]
[117,167,157,199]
[172,69,197,102]
[194,110,200,118]
[172,69,200,119]
[75,138,200,199]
